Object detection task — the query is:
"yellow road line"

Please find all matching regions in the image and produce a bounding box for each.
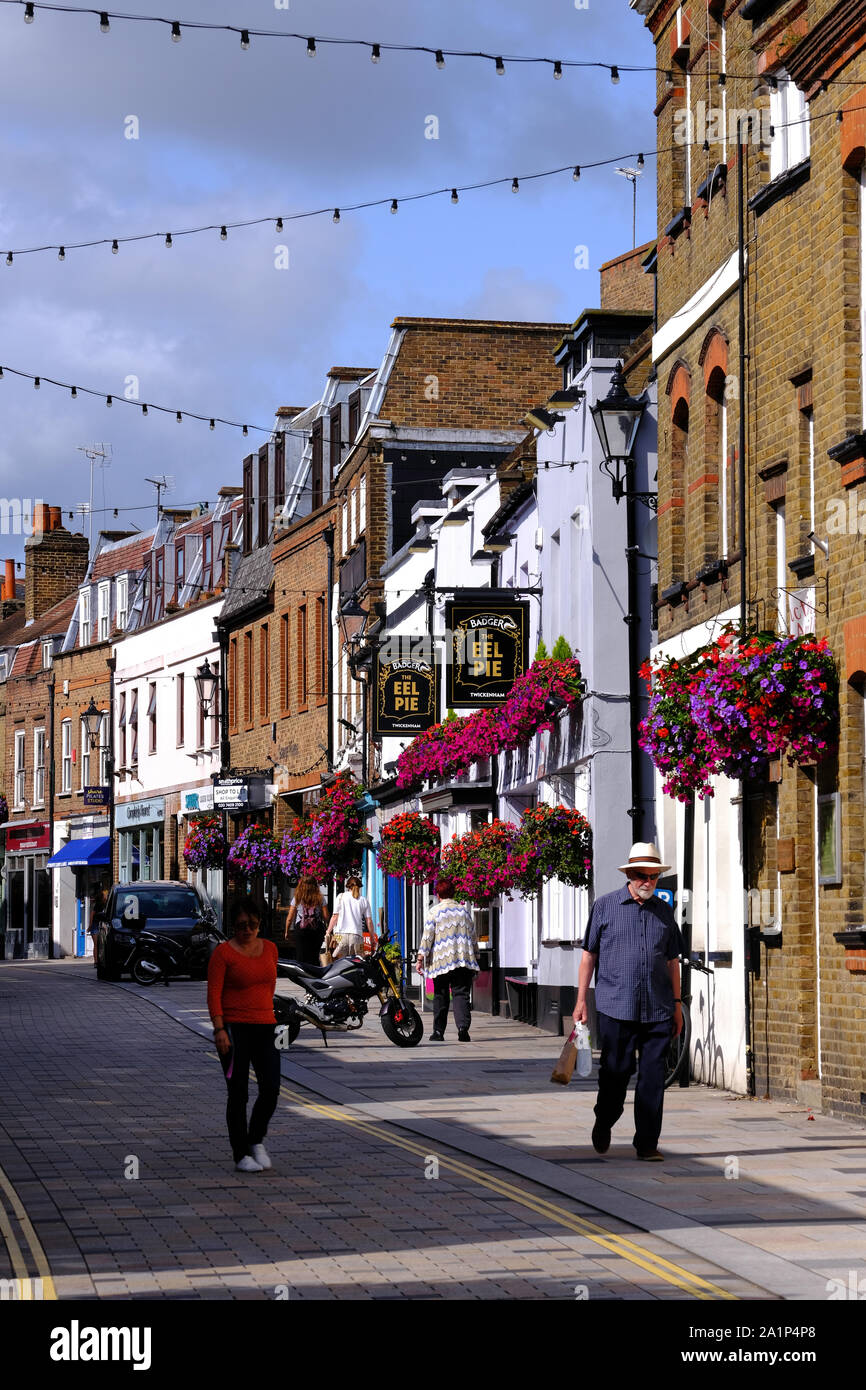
[0,1162,58,1299]
[277,1082,738,1301]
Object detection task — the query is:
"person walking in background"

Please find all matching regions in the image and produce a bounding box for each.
[574,842,683,1162]
[329,876,375,960]
[88,882,107,959]
[284,876,327,965]
[416,877,479,1042]
[208,901,280,1174]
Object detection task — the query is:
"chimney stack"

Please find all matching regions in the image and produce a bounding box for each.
[25,504,90,623]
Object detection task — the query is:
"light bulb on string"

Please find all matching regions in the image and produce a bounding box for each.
[242,425,249,436]
[718,72,726,88]
[333,209,340,223]
[99,12,109,34]
[511,177,519,193]
[24,3,35,21]
[451,188,459,204]
[71,386,77,399]
[665,71,674,92]
[176,411,182,423]
[637,153,645,168]
[171,22,181,43]
[165,233,172,247]
[0,367,3,379]
[34,377,40,390]
[435,50,445,69]
[553,61,562,79]
[573,166,581,180]
[111,239,119,254]
[220,226,228,240]
[390,199,398,214]
[58,246,65,261]
[141,404,148,416]
[610,66,620,84]
[106,395,112,407]
[495,56,505,75]
[306,37,316,57]
[371,43,380,63]
[5,253,12,267]
[209,419,215,430]
[240,29,250,50]
[275,218,283,231]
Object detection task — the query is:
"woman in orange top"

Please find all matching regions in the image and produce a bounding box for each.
[207,901,280,1173]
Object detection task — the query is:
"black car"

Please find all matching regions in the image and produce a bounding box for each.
[94,880,217,980]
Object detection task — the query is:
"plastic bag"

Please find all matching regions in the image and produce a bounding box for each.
[575,1022,593,1077]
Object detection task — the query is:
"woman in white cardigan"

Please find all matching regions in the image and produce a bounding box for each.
[416,876,479,1042]
[329,876,375,959]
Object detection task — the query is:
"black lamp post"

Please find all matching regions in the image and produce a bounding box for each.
[194,658,218,718]
[591,362,650,840]
[82,698,103,750]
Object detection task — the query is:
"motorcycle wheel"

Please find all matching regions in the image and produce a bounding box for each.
[380,1001,424,1047]
[273,996,302,1044]
[132,956,162,986]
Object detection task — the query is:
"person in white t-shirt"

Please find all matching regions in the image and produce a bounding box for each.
[329,876,375,959]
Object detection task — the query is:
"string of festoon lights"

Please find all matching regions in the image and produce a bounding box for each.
[7,0,866,90]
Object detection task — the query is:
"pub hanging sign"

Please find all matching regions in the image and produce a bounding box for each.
[445,592,530,707]
[373,647,439,738]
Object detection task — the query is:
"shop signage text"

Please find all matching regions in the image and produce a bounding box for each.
[115,797,166,829]
[445,594,529,707]
[373,650,439,737]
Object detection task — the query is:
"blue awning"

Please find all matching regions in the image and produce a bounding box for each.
[47,835,111,869]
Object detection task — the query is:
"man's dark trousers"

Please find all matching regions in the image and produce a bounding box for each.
[594,1012,673,1152]
[433,968,474,1035]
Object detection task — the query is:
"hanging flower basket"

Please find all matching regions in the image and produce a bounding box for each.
[376,812,441,884]
[510,805,593,899]
[640,629,839,801]
[441,819,521,905]
[277,773,366,882]
[0,794,8,826]
[396,656,584,789]
[228,824,280,877]
[182,814,225,870]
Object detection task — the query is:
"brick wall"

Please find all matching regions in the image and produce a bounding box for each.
[25,516,89,624]
[642,0,866,1115]
[600,242,656,313]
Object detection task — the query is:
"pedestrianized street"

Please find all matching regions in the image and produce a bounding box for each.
[2,959,865,1303]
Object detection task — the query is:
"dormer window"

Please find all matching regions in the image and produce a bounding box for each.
[79,589,91,646]
[98,581,110,641]
[117,575,128,631]
[42,639,54,669]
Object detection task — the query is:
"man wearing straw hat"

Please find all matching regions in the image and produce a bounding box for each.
[573,842,684,1161]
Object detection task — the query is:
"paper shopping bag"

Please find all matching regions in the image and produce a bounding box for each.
[550,1028,578,1086]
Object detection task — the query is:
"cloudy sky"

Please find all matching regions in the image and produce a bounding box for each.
[0,0,657,564]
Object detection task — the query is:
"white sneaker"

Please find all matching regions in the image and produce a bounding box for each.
[235,1154,263,1173]
[250,1143,272,1170]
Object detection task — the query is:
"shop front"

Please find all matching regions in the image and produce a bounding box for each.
[2,821,52,959]
[47,821,111,959]
[116,796,166,882]
[215,776,277,932]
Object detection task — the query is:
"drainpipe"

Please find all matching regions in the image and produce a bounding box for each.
[323,523,335,771]
[47,672,55,958]
[624,475,643,839]
[737,119,756,1098]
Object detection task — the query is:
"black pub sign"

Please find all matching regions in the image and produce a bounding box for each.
[445,592,529,707]
[373,647,439,737]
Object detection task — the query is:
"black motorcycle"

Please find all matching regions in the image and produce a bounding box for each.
[274,934,423,1047]
[125,914,223,986]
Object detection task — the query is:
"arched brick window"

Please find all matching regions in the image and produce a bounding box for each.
[701,328,730,561]
[664,363,691,582]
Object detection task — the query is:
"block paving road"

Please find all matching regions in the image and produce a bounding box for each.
[0,961,779,1302]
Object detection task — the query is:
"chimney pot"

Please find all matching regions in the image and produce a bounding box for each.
[3,559,14,601]
[49,505,62,531]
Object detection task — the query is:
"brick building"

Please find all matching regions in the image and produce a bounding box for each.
[0,507,89,957]
[330,317,569,795]
[632,0,866,1115]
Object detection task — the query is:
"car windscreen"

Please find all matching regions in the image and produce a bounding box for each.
[115,888,200,920]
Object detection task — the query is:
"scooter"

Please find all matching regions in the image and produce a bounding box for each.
[274,932,423,1047]
[125,914,222,986]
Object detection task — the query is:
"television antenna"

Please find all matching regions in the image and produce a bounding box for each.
[76,443,112,552]
[145,474,175,523]
[615,167,643,249]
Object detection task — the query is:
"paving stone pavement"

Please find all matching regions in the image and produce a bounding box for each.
[1,960,862,1301]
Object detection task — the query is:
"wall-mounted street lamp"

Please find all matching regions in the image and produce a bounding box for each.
[590,362,653,508]
[523,405,562,433]
[547,385,586,411]
[194,658,219,718]
[82,697,103,750]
